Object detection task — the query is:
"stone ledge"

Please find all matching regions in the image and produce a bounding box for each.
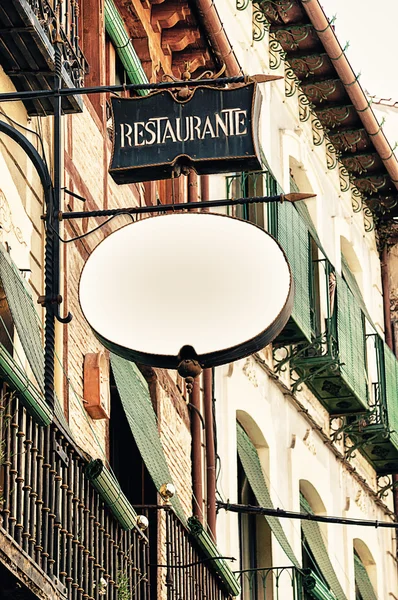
[0,526,67,600]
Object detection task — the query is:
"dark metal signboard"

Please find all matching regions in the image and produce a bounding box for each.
[109,82,262,184]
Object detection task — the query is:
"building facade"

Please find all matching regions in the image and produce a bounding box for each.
[0,1,397,600]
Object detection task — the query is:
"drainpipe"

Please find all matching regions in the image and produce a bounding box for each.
[301,0,398,189]
[195,0,242,76]
[188,169,204,522]
[381,246,394,350]
[201,174,217,538]
[380,243,398,549]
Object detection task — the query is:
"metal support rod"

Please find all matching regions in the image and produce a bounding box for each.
[217,501,398,529]
[59,193,315,221]
[0,75,246,104]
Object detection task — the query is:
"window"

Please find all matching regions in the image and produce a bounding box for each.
[226,172,266,227]
[109,375,158,589]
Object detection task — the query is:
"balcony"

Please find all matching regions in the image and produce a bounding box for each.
[336,336,398,474]
[0,0,87,115]
[235,566,336,600]
[0,391,150,599]
[0,367,235,599]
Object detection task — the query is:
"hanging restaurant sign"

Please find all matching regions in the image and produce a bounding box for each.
[79,213,294,370]
[109,82,262,184]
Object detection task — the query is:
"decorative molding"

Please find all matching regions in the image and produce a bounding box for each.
[354,488,367,512]
[0,189,27,247]
[303,428,317,455]
[253,3,269,42]
[242,357,259,388]
[269,36,285,68]
[237,0,250,10]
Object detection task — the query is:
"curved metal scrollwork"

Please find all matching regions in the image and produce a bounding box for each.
[325,139,339,170]
[237,0,250,10]
[285,66,300,97]
[339,164,350,192]
[312,116,325,146]
[376,475,395,499]
[269,37,286,68]
[253,5,270,41]
[362,202,375,232]
[351,186,363,213]
[298,93,313,122]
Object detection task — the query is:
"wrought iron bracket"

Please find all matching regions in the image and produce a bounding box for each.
[273,334,341,394]
[377,475,398,499]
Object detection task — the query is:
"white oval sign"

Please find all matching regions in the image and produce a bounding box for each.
[79,212,293,369]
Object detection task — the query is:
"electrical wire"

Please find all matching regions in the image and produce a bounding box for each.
[0,108,47,164]
[48,210,135,243]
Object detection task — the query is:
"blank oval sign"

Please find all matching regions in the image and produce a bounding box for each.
[79,212,294,369]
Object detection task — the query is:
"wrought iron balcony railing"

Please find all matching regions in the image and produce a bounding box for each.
[151,506,233,600]
[235,566,304,600]
[0,391,150,600]
[0,0,87,115]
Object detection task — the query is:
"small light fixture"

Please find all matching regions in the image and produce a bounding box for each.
[159,482,176,502]
[136,514,149,531]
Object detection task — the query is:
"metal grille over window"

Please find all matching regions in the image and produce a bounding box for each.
[110,352,187,525]
[300,495,347,600]
[236,422,301,568]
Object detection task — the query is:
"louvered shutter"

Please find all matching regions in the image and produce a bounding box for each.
[336,275,367,409]
[276,202,312,342]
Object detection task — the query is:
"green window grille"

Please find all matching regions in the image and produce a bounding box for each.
[272,200,313,344]
[336,275,368,410]
[110,353,187,525]
[236,422,301,568]
[353,554,377,600]
[300,495,347,600]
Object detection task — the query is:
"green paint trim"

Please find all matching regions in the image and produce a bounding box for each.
[104,0,149,95]
[86,458,137,530]
[188,516,241,596]
[0,345,51,426]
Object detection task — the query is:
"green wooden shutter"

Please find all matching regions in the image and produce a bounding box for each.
[300,495,347,600]
[0,245,70,428]
[86,459,138,530]
[188,517,241,597]
[236,422,301,568]
[110,353,187,525]
[353,554,377,600]
[383,342,398,448]
[303,570,338,600]
[336,275,368,409]
[277,202,312,342]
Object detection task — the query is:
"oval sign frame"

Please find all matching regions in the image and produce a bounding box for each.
[79,212,294,369]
